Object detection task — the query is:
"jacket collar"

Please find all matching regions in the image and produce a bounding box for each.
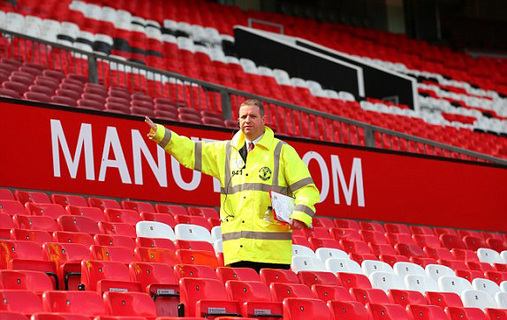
[231,126,275,151]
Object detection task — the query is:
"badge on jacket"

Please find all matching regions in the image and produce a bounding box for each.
[259,167,272,181]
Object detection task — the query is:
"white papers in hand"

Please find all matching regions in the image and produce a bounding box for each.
[269,190,294,224]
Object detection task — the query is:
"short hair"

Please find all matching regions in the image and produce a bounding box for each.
[240,99,265,117]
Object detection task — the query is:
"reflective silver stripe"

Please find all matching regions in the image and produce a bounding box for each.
[194,141,202,172]
[222,231,292,241]
[272,141,285,185]
[221,183,288,195]
[289,177,314,193]
[293,204,315,217]
[224,142,232,184]
[159,128,172,149]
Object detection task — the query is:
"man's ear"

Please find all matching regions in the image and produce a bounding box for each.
[261,114,267,125]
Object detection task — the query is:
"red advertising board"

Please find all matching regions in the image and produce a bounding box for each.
[1,100,505,231]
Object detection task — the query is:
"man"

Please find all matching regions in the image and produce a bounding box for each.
[146,99,320,272]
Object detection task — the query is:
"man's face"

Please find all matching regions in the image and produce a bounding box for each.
[239,104,266,141]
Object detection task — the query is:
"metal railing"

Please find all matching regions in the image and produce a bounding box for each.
[0,28,505,165]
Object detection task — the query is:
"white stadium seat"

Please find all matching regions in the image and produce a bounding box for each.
[315,247,349,263]
[325,258,362,274]
[438,275,473,295]
[477,248,503,264]
[292,245,316,258]
[136,221,175,240]
[472,278,501,297]
[461,289,497,310]
[174,224,213,243]
[426,264,455,282]
[292,256,327,273]
[404,274,440,294]
[393,262,426,278]
[361,260,393,277]
[369,271,406,292]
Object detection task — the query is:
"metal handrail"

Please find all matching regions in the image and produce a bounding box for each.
[247,18,284,34]
[0,28,505,165]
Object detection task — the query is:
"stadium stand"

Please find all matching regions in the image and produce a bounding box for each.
[0,0,505,318]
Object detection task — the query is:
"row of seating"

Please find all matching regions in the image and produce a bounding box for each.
[1,6,505,159]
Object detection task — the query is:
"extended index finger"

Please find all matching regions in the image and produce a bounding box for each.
[145,116,157,130]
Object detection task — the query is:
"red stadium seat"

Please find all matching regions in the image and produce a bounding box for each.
[88,198,121,210]
[66,205,105,221]
[312,217,334,229]
[387,289,426,307]
[331,228,362,241]
[105,209,141,226]
[413,234,441,248]
[51,194,88,208]
[25,203,68,219]
[175,240,215,254]
[445,306,487,320]
[425,291,464,308]
[395,243,425,258]
[410,226,435,236]
[269,283,316,302]
[327,301,370,320]
[0,311,28,320]
[14,191,50,204]
[297,271,340,287]
[80,260,142,293]
[0,189,14,200]
[283,298,332,320]
[134,247,178,266]
[350,288,390,306]
[217,267,261,283]
[13,215,57,232]
[334,219,360,230]
[360,230,390,245]
[311,284,353,302]
[451,248,480,262]
[41,291,106,317]
[121,201,155,214]
[440,234,467,250]
[52,231,94,246]
[30,313,90,320]
[186,206,219,220]
[10,229,52,245]
[103,292,157,318]
[0,290,43,315]
[155,204,187,215]
[0,270,52,295]
[179,278,241,318]
[94,234,136,249]
[175,249,218,268]
[260,269,299,286]
[42,242,89,290]
[367,303,410,320]
[225,280,282,319]
[0,200,25,216]
[99,222,136,238]
[129,262,179,317]
[139,212,176,228]
[384,223,411,235]
[90,245,134,264]
[57,215,100,234]
[359,221,385,233]
[406,304,448,320]
[337,272,372,290]
[174,264,219,281]
[135,237,176,251]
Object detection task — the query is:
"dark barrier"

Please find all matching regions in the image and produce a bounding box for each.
[234,27,363,98]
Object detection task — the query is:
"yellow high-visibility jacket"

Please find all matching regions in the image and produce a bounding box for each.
[151,124,320,265]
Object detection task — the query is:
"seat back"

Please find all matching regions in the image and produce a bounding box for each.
[472,277,501,296]
[404,274,439,293]
[103,291,157,317]
[0,290,43,314]
[361,260,394,277]
[270,283,316,302]
[217,267,261,283]
[327,301,370,320]
[80,260,132,292]
[291,256,326,273]
[369,271,406,292]
[179,278,228,317]
[41,291,105,316]
[174,224,212,243]
[283,298,332,320]
[297,271,339,287]
[461,289,497,310]
[438,275,473,295]
[477,248,503,264]
[225,280,272,303]
[315,247,348,263]
[134,247,178,266]
[0,270,52,294]
[259,269,299,286]
[292,245,315,258]
[393,261,426,278]
[325,258,362,274]
[135,221,175,240]
[425,263,455,281]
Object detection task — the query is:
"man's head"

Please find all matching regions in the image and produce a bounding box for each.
[238,99,266,141]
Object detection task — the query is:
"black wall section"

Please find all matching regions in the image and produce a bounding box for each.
[234,27,362,98]
[234,27,416,109]
[298,41,416,108]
